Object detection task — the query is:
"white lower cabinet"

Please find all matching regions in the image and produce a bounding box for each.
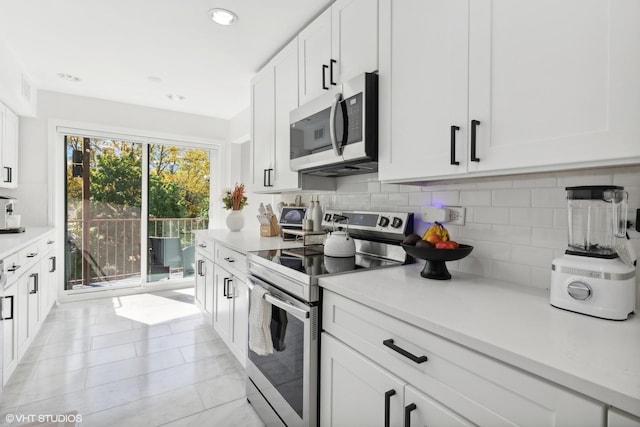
[194,237,214,315]
[213,263,248,366]
[2,279,18,385]
[321,290,606,427]
[17,264,40,360]
[321,332,471,427]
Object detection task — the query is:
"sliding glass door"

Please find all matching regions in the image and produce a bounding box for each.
[64,135,210,291]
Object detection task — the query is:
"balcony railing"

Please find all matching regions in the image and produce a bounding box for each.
[66,217,208,288]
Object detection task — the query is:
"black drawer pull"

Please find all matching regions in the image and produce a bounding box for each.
[322,64,329,90]
[224,257,235,263]
[384,389,396,427]
[1,295,14,320]
[404,403,417,427]
[27,252,38,258]
[383,339,428,364]
[7,264,20,272]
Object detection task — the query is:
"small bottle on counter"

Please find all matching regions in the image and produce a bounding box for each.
[312,196,323,232]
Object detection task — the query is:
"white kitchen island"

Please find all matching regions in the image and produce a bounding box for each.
[319,262,640,426]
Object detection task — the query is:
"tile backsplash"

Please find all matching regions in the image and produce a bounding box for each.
[275,165,640,291]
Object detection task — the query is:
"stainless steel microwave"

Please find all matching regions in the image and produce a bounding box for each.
[289,72,378,177]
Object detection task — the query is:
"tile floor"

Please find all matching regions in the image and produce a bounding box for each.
[0,288,265,427]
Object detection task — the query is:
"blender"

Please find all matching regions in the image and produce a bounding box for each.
[551,186,636,320]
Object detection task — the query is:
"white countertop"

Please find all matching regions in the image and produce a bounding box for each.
[0,227,55,259]
[193,229,304,253]
[319,263,640,417]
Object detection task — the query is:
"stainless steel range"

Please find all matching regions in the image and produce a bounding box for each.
[246,209,413,427]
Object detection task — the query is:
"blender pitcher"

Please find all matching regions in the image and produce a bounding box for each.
[566,186,627,258]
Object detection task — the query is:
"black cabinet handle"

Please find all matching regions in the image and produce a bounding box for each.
[450,125,460,165]
[49,256,56,273]
[224,257,235,263]
[27,252,38,258]
[322,65,329,90]
[1,295,14,320]
[223,277,229,296]
[7,264,20,272]
[383,339,428,364]
[227,278,234,299]
[330,59,337,85]
[263,169,268,187]
[384,390,396,427]
[197,259,204,276]
[404,403,417,427]
[4,167,11,183]
[470,119,480,162]
[29,273,38,294]
[266,168,273,187]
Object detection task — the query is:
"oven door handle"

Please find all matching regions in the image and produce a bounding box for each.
[247,280,310,321]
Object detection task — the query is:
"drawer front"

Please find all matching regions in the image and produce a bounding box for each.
[42,232,56,255]
[3,253,20,286]
[215,244,246,279]
[323,291,605,427]
[195,237,214,256]
[19,242,42,267]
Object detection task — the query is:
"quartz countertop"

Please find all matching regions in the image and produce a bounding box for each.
[0,227,55,259]
[319,262,640,417]
[193,229,305,254]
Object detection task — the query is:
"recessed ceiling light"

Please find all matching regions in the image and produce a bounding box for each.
[57,73,81,82]
[208,8,238,26]
[167,94,185,101]
[148,76,163,83]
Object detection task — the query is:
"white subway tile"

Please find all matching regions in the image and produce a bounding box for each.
[431,191,460,206]
[458,223,494,241]
[471,207,509,224]
[447,182,478,191]
[492,189,531,207]
[476,179,513,189]
[531,227,567,249]
[553,208,568,228]
[367,181,381,193]
[510,208,553,227]
[337,181,368,193]
[613,166,640,187]
[531,188,565,208]
[409,192,432,206]
[460,190,491,207]
[530,267,552,289]
[458,256,492,277]
[512,175,557,188]
[490,224,531,245]
[468,241,511,261]
[511,245,555,268]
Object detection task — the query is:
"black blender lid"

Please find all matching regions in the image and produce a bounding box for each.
[566,185,624,200]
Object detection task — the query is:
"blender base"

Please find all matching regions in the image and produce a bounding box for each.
[550,255,636,321]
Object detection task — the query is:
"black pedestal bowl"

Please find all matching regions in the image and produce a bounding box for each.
[401,243,473,280]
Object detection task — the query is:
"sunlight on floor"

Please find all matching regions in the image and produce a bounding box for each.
[111,288,200,325]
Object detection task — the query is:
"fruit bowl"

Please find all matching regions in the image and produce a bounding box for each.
[401,243,473,280]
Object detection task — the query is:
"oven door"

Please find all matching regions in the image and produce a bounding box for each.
[246,274,318,427]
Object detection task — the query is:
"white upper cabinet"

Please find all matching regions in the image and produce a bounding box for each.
[299,0,378,105]
[379,0,640,182]
[251,39,300,192]
[0,104,18,188]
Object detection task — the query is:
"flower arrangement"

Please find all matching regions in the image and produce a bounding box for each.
[222,183,248,211]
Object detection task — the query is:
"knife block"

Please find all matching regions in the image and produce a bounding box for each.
[260,216,280,237]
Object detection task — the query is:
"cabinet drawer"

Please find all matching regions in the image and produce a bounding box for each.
[18,242,42,267]
[323,291,605,427]
[2,253,19,287]
[215,244,246,279]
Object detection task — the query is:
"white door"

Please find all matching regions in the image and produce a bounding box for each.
[468,0,640,173]
[251,66,275,190]
[320,332,405,427]
[404,385,474,427]
[272,39,301,191]
[298,8,333,105]
[213,265,232,340]
[2,282,18,385]
[378,0,469,182]
[331,0,379,84]
[230,276,248,364]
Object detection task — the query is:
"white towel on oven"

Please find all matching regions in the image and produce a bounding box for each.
[249,285,274,355]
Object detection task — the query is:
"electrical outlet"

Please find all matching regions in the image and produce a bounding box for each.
[446,206,466,225]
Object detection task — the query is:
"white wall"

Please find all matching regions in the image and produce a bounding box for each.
[0,37,37,116]
[4,90,229,227]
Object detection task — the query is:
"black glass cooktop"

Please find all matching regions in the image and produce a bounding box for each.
[251,245,401,277]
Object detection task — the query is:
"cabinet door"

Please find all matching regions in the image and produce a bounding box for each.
[18,264,39,359]
[194,254,206,310]
[298,8,333,105]
[320,332,405,427]
[47,254,57,311]
[251,65,275,190]
[378,0,469,182]
[404,385,473,427]
[1,107,18,188]
[2,281,18,385]
[331,0,378,84]
[213,265,232,340]
[271,39,301,192]
[203,257,214,315]
[609,408,640,427]
[468,0,640,173]
[230,276,248,366]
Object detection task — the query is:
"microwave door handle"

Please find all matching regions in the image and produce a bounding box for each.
[329,93,344,156]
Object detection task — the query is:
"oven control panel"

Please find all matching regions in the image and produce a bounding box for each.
[322,210,413,236]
